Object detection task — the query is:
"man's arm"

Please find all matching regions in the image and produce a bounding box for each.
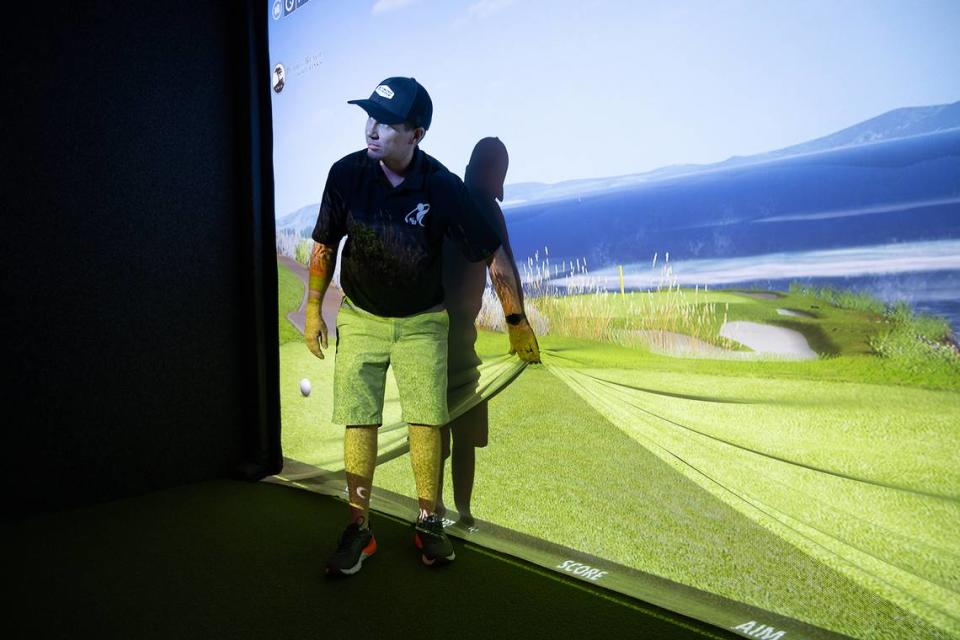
[487,245,541,363]
[304,241,338,359]
[487,245,522,316]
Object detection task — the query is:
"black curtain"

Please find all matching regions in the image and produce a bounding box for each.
[2,0,281,519]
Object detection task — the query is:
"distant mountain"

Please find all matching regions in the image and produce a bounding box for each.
[716,101,960,169]
[762,101,960,156]
[500,127,960,270]
[276,203,319,238]
[500,101,960,206]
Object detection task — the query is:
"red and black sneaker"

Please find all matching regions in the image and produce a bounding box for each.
[325,521,376,576]
[413,513,456,566]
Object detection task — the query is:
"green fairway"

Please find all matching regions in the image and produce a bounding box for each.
[547,361,958,635]
[276,260,960,639]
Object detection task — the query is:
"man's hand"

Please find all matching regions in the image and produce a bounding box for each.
[508,318,541,363]
[304,301,328,359]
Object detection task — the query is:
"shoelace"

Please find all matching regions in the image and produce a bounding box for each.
[338,519,367,547]
[417,514,444,534]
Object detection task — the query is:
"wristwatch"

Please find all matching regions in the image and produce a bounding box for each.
[505,312,526,326]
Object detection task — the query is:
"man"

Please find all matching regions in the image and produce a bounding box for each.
[437,137,527,529]
[304,77,540,576]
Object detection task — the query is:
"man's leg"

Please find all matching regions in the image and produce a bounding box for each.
[450,424,476,527]
[435,426,452,518]
[326,422,379,576]
[409,423,442,521]
[345,424,379,527]
[391,306,450,522]
[326,297,389,576]
[409,422,455,565]
[443,358,484,527]
[391,307,455,565]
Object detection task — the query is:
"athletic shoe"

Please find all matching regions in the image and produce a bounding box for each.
[413,513,456,566]
[325,521,376,576]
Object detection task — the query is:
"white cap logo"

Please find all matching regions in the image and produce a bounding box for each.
[375,84,395,99]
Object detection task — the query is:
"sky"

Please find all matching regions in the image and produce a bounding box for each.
[267,0,960,216]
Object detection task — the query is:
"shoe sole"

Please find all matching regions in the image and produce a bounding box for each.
[414,532,455,565]
[326,536,377,576]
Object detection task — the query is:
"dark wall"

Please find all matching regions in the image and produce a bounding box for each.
[3,1,280,518]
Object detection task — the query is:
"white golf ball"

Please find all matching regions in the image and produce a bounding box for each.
[299,378,312,397]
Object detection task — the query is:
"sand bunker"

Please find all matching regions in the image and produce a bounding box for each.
[777,307,816,318]
[631,330,742,358]
[720,321,818,360]
[632,322,818,361]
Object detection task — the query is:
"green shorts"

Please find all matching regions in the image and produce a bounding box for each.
[333,296,450,426]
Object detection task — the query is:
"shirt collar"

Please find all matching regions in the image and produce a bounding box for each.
[397,147,426,191]
[365,147,426,192]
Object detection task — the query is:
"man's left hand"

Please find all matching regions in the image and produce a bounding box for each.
[508,319,541,364]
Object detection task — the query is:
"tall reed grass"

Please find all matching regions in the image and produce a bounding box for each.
[787,282,887,315]
[478,247,739,352]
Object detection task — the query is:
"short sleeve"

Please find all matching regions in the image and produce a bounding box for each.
[311,163,347,246]
[444,178,502,262]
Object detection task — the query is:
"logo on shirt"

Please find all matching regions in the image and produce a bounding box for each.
[404,203,431,226]
[375,84,395,99]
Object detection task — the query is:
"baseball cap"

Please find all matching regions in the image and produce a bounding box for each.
[348,77,433,130]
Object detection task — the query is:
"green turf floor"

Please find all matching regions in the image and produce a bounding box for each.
[2,479,742,640]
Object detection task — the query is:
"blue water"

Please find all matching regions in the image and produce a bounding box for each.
[504,129,960,269]
[505,130,960,335]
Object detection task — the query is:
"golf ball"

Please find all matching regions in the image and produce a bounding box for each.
[299,378,312,397]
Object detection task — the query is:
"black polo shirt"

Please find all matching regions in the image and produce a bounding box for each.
[312,147,502,317]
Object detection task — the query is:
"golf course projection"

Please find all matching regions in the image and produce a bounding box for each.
[266,2,960,638]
